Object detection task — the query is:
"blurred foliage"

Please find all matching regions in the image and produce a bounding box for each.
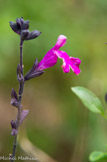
[0,0,107,162]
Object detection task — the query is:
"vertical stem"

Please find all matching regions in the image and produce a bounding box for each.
[10,39,24,162]
[20,39,23,70]
[11,135,17,161]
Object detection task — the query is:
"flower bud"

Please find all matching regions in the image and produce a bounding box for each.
[11,120,18,136]
[11,120,17,129]
[25,70,44,81]
[11,88,20,108]
[10,17,41,41]
[16,18,22,28]
[24,58,44,81]
[9,21,20,34]
[26,30,41,40]
[17,64,24,82]
[21,20,29,30]
[11,129,18,136]
[10,17,29,35]
[11,88,18,100]
[21,30,29,40]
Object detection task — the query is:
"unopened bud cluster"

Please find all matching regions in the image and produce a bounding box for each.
[10,17,41,41]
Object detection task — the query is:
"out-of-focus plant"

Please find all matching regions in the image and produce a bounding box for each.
[9,17,81,162]
[71,86,107,162]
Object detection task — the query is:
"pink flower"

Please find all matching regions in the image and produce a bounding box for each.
[25,35,81,81]
[37,35,81,75]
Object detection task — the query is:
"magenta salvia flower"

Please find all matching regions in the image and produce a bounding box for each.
[37,35,81,75]
[24,35,81,81]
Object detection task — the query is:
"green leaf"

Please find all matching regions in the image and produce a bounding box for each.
[89,151,107,161]
[71,87,104,114]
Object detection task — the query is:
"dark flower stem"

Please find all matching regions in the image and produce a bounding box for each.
[10,39,25,162]
[20,39,23,73]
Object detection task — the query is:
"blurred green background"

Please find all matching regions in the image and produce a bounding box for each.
[0,0,107,161]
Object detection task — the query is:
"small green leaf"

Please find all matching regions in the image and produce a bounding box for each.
[89,151,107,161]
[71,87,104,114]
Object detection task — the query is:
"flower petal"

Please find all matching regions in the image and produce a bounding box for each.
[55,51,81,74]
[69,57,81,75]
[37,49,58,70]
[54,35,67,50]
[55,51,70,73]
